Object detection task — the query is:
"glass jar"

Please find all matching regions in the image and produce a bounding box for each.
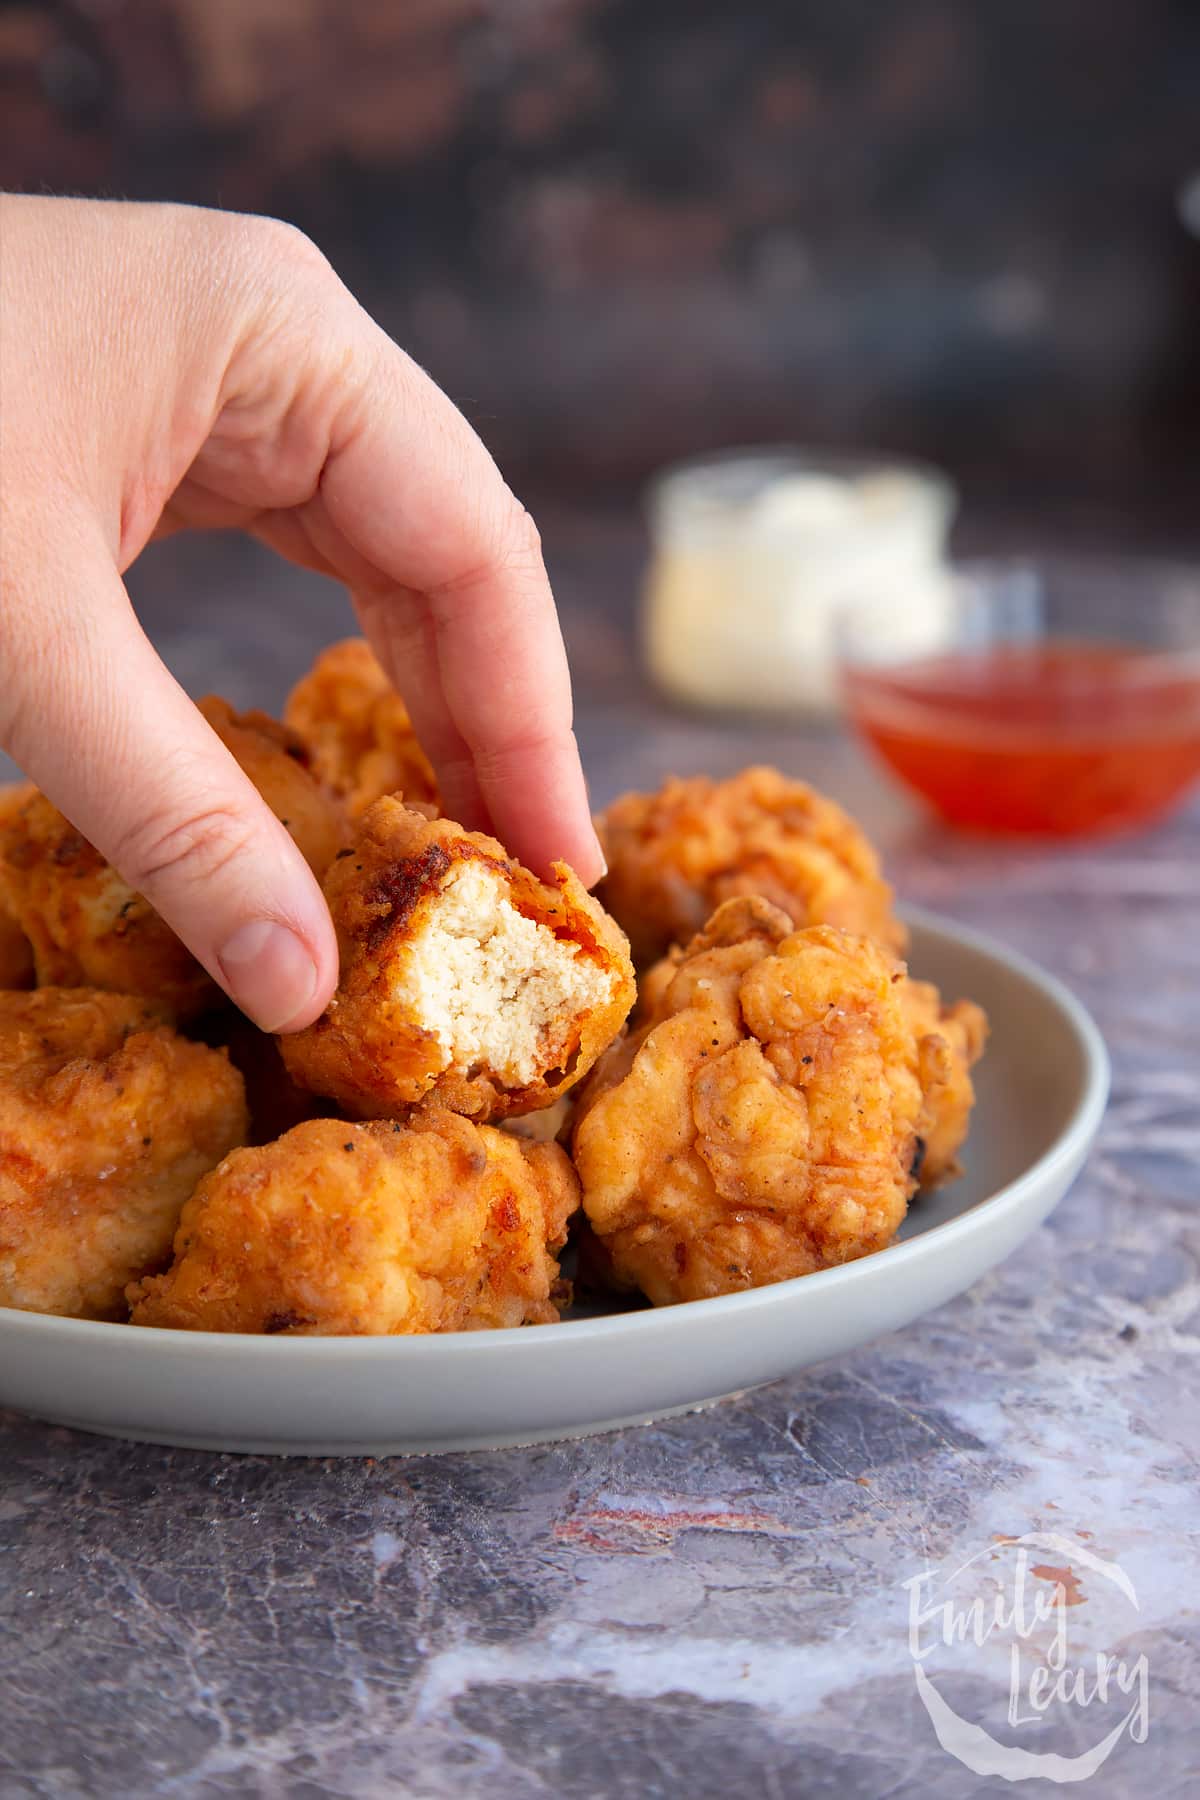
[643,447,957,713]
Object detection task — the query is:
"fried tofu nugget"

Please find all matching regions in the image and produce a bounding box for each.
[596,766,903,966]
[284,637,440,817]
[633,915,987,1182]
[902,978,988,1187]
[573,898,924,1305]
[0,989,247,1319]
[0,698,345,1019]
[0,783,35,989]
[129,1111,578,1334]
[0,787,218,1019]
[280,798,636,1121]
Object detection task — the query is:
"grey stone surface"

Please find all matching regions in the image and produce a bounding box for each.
[1,512,1197,1797]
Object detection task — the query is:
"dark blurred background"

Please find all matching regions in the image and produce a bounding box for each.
[3,0,1198,526]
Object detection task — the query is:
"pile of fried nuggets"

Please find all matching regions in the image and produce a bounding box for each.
[0,639,987,1335]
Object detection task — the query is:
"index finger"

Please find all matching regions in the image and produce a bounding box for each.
[291,309,604,885]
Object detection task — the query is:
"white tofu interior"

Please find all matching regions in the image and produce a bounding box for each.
[404,861,610,1086]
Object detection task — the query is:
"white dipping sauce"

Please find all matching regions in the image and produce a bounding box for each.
[644,452,957,713]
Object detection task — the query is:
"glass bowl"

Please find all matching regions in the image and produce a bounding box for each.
[838,557,1200,837]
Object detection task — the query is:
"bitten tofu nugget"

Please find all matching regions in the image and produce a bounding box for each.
[0,989,247,1319]
[129,1111,579,1335]
[574,898,926,1306]
[285,637,440,817]
[280,797,635,1121]
[596,766,904,966]
[0,698,345,1019]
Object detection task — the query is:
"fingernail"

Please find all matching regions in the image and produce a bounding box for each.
[216,919,319,1032]
[591,829,608,882]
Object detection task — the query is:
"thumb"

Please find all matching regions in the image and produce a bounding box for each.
[0,539,337,1032]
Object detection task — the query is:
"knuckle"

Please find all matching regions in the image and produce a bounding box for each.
[428,496,548,609]
[212,212,335,321]
[476,721,571,770]
[249,213,330,277]
[115,802,258,895]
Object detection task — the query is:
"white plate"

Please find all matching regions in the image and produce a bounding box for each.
[0,913,1108,1456]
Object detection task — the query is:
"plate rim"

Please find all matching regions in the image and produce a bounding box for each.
[0,907,1110,1359]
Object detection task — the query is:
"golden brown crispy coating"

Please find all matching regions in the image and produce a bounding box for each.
[596,766,904,966]
[129,1111,579,1335]
[280,797,636,1121]
[903,978,988,1187]
[284,637,440,817]
[630,914,987,1170]
[573,898,923,1305]
[0,699,346,1019]
[0,989,247,1319]
[197,696,348,877]
[0,783,35,989]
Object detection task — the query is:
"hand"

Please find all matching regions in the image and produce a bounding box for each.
[0,195,603,1031]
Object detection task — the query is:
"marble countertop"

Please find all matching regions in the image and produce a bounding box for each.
[1,513,1197,1798]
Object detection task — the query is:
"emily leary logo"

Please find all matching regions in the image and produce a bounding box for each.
[903,1531,1150,1782]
